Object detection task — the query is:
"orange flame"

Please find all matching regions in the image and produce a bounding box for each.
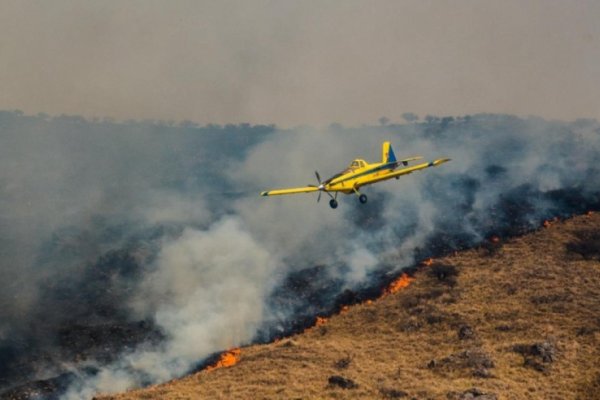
[420,258,434,266]
[587,211,594,216]
[490,236,500,243]
[383,273,414,295]
[206,348,241,371]
[304,316,328,333]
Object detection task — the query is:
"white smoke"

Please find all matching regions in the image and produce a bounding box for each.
[63,125,437,398]
[2,113,599,399]
[64,217,277,398]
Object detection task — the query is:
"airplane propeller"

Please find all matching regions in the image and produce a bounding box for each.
[307,171,335,203]
[308,170,326,202]
[315,171,323,202]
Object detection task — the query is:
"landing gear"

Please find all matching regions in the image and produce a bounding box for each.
[329,199,338,209]
[352,186,368,205]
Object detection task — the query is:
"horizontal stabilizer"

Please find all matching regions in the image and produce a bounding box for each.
[398,156,423,166]
[428,158,451,167]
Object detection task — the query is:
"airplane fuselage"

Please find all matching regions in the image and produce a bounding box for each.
[323,159,398,195]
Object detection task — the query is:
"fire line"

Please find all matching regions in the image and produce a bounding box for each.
[206,348,241,371]
[383,273,414,296]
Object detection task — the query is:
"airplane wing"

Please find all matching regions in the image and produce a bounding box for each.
[361,158,451,186]
[260,186,319,197]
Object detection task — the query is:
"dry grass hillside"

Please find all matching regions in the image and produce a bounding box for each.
[98,213,600,400]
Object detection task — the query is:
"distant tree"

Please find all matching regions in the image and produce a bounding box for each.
[424,115,440,124]
[179,120,199,129]
[402,112,419,123]
[55,114,86,124]
[440,116,454,128]
[206,123,222,130]
[378,116,390,126]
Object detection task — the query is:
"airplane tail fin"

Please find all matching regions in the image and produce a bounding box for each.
[382,141,397,164]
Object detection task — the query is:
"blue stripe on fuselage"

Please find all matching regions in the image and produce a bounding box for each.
[327,161,397,186]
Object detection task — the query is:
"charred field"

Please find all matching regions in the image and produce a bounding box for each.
[97,213,600,400]
[2,113,600,399]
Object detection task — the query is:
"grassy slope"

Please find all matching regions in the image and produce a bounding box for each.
[98,213,600,400]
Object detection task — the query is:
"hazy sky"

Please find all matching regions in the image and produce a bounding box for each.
[1,0,598,126]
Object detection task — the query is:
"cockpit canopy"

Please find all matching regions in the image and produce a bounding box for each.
[338,159,367,175]
[349,159,366,169]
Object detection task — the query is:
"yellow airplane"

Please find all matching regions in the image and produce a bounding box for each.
[260,141,450,209]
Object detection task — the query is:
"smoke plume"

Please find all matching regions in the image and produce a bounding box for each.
[0,111,599,398]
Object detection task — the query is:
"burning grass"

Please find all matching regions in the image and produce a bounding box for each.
[205,348,241,371]
[382,273,414,295]
[97,213,600,400]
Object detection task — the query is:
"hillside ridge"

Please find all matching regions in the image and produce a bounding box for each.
[98,213,600,400]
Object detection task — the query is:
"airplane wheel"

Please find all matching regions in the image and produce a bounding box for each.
[359,194,368,204]
[329,199,338,209]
